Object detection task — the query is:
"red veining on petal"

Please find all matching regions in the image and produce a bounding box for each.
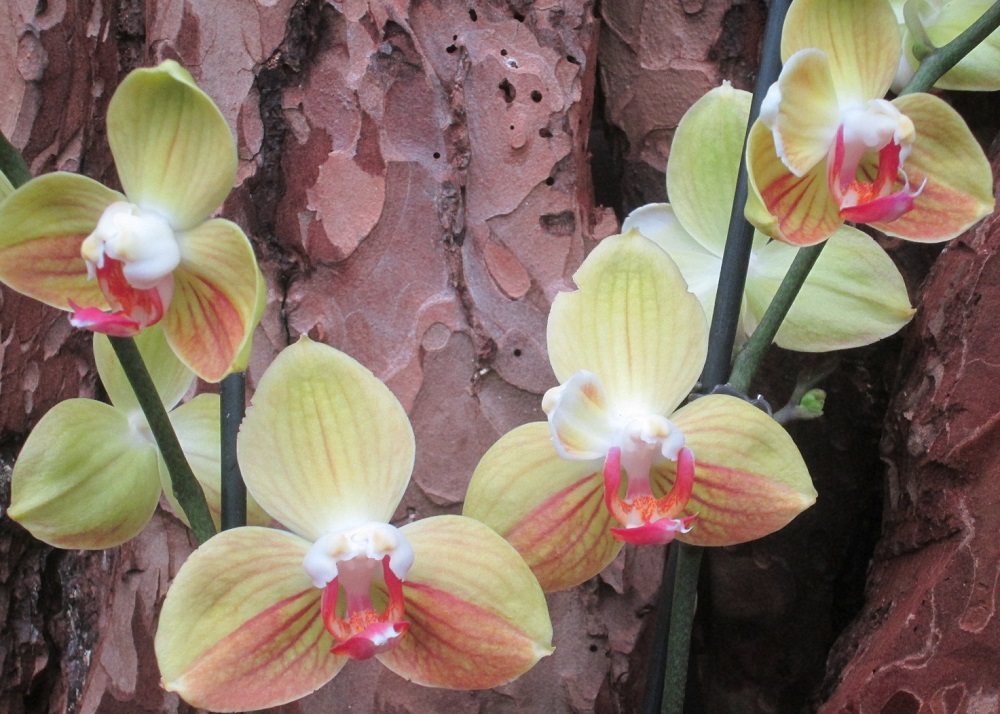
[320,557,408,660]
[69,257,171,336]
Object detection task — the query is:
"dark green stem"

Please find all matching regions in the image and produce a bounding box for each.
[220,372,248,531]
[108,336,216,544]
[902,0,1000,95]
[728,242,826,394]
[660,545,703,714]
[0,131,31,188]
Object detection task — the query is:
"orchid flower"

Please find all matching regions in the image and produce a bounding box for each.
[0,61,263,381]
[6,325,268,549]
[625,83,914,353]
[746,0,994,246]
[891,0,1000,92]
[463,231,816,592]
[154,337,553,712]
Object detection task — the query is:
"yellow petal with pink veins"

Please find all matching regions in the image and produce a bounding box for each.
[464,422,621,592]
[155,527,343,712]
[377,515,553,688]
[664,395,816,546]
[161,218,262,382]
[0,173,121,310]
[871,93,994,242]
[746,120,843,246]
[781,0,900,104]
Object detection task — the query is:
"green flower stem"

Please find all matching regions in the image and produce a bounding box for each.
[728,242,826,394]
[220,372,248,531]
[0,131,31,188]
[660,545,703,714]
[902,0,1000,95]
[108,335,216,544]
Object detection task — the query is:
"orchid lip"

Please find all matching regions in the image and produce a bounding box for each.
[81,202,181,290]
[603,444,697,541]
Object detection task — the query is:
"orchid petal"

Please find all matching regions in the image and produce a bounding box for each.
[7,399,160,549]
[745,227,914,351]
[0,173,121,309]
[155,527,344,712]
[747,121,843,246]
[665,395,816,546]
[782,0,900,103]
[871,93,994,242]
[464,422,621,592]
[667,83,754,254]
[238,337,414,541]
[0,169,13,201]
[547,230,708,416]
[376,515,553,688]
[542,371,618,459]
[161,218,262,382]
[94,325,195,414]
[159,394,272,530]
[765,49,841,177]
[108,61,237,230]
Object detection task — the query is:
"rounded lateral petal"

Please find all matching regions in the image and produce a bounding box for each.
[108,61,237,230]
[377,515,553,688]
[7,399,161,549]
[547,230,708,416]
[747,121,843,246]
[667,83,753,253]
[766,50,841,177]
[161,218,262,382]
[239,336,415,541]
[872,93,994,242]
[159,394,271,530]
[782,0,900,103]
[464,422,622,592]
[0,173,121,309]
[156,527,343,712]
[94,325,195,414]
[745,227,915,351]
[665,395,816,546]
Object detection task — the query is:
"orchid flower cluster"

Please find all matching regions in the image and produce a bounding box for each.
[0,0,996,709]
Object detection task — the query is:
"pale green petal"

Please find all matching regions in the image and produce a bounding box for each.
[623,203,726,332]
[0,169,13,201]
[745,227,915,351]
[0,173,121,310]
[667,83,753,253]
[7,399,161,549]
[668,395,816,545]
[378,515,553,688]
[108,61,237,230]
[94,325,195,414]
[782,0,901,103]
[159,394,272,531]
[238,336,414,541]
[463,422,621,592]
[547,230,708,416]
[155,527,343,712]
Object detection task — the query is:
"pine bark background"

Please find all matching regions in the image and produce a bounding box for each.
[1,1,998,713]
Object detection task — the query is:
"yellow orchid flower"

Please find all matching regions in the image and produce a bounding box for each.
[463,231,816,592]
[0,61,263,381]
[6,325,268,549]
[154,337,553,712]
[625,83,914,352]
[747,0,994,246]
[891,0,1000,91]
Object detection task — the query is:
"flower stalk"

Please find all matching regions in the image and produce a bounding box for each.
[108,335,216,544]
[0,132,30,189]
[903,0,1000,95]
[220,372,248,531]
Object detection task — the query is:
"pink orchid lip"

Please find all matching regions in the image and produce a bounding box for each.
[320,556,409,660]
[69,257,171,336]
[602,445,697,545]
[827,125,924,224]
